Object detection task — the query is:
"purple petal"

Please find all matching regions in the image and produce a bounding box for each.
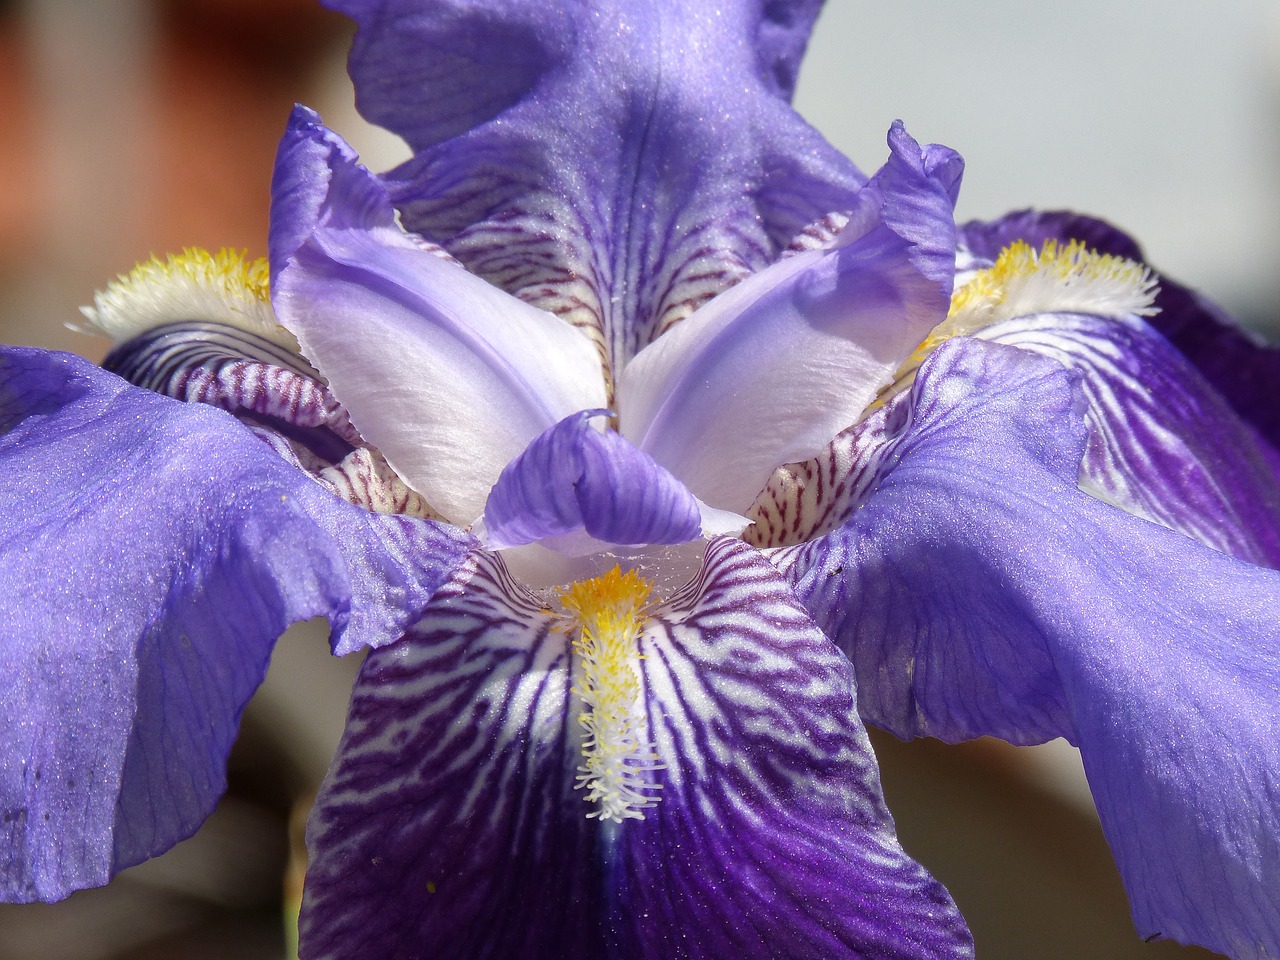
[618,123,959,512]
[962,208,1280,451]
[301,542,971,959]
[481,409,702,550]
[961,209,1144,265]
[1145,282,1280,451]
[103,320,359,466]
[776,337,1280,958]
[0,347,471,902]
[329,0,864,367]
[299,554,600,959]
[985,311,1280,567]
[270,106,608,524]
[613,539,971,959]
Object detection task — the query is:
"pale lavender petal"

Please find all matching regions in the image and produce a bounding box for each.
[328,0,865,367]
[0,348,471,902]
[270,106,607,524]
[301,542,971,959]
[481,409,702,550]
[776,338,1280,958]
[618,123,959,512]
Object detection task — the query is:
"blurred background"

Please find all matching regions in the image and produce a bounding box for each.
[0,0,1272,956]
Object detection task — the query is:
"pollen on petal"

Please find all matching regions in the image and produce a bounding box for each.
[559,567,664,823]
[954,238,1159,326]
[875,239,1159,405]
[80,247,296,349]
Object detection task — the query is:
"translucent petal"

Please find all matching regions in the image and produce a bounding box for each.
[617,123,959,511]
[270,106,607,524]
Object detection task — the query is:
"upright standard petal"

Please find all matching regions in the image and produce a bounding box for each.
[617,123,959,512]
[0,348,471,902]
[775,338,1280,959]
[270,106,607,525]
[301,542,971,960]
[330,0,865,366]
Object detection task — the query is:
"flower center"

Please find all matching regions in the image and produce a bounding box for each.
[558,566,664,822]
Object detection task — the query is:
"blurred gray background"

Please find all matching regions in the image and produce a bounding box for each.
[0,1,1267,957]
[800,0,1280,332]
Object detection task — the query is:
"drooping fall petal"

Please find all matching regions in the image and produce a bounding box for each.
[301,541,972,960]
[983,310,1280,567]
[776,337,1280,958]
[0,347,471,902]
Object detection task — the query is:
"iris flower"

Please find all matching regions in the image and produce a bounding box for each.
[2,0,1278,957]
